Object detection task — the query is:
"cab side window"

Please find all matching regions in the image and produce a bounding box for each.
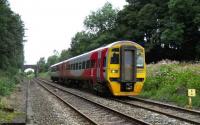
[103,57,106,67]
[111,53,119,64]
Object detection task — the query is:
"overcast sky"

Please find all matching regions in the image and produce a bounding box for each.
[8,0,127,65]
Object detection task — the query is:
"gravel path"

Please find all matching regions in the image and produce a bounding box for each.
[28,80,92,125]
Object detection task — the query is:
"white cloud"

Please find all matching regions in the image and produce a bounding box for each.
[8,0,127,64]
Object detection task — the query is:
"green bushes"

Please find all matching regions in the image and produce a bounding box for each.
[0,77,15,96]
[38,72,50,79]
[0,69,24,122]
[141,61,200,107]
[0,70,22,96]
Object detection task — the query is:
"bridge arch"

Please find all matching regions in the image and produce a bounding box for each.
[23,65,39,77]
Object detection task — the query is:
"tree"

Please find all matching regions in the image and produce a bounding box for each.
[37,57,46,72]
[70,31,94,56]
[46,55,59,68]
[69,3,119,57]
[116,0,200,62]
[115,3,143,44]
[43,0,200,64]
[162,0,200,60]
[59,49,71,61]
[26,70,34,76]
[84,2,118,34]
[0,0,24,71]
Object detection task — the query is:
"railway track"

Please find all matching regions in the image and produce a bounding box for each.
[112,97,200,125]
[33,79,150,125]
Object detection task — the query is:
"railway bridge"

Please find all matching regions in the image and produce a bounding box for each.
[23,65,39,77]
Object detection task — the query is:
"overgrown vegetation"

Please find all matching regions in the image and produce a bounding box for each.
[0,0,25,121]
[0,77,15,96]
[140,61,200,108]
[24,70,35,79]
[0,110,21,123]
[0,0,24,85]
[0,70,23,96]
[38,72,50,79]
[0,97,23,123]
[0,0,24,94]
[0,70,24,122]
[0,0,25,70]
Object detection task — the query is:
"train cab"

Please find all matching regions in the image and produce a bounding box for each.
[106,41,146,96]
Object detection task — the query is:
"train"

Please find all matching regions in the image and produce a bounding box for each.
[50,41,146,96]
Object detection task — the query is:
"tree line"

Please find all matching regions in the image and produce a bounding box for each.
[38,0,200,72]
[0,0,25,73]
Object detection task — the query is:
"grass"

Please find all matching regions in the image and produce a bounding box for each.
[38,72,50,79]
[0,77,16,96]
[140,60,200,108]
[0,98,23,123]
[0,70,22,96]
[0,111,22,123]
[0,70,24,122]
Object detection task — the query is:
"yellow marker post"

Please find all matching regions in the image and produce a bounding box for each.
[187,89,196,109]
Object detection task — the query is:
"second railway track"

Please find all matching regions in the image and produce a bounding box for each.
[112,97,200,124]
[33,78,150,125]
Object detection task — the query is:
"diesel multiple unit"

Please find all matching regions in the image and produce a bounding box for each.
[50,41,146,96]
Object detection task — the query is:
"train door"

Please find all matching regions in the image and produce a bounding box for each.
[102,56,106,79]
[120,45,137,82]
[96,51,101,82]
[101,49,107,81]
[61,63,65,80]
[120,45,137,91]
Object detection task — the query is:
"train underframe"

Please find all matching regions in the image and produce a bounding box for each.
[51,76,112,95]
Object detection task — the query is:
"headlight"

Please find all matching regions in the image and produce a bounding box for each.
[111,70,118,73]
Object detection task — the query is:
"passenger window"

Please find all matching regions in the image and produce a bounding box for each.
[75,63,78,70]
[79,62,81,69]
[82,61,86,69]
[66,64,70,70]
[71,64,73,70]
[111,53,119,64]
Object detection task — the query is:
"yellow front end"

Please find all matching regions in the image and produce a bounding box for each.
[106,42,146,96]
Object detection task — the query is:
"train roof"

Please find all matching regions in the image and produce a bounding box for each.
[50,41,142,67]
